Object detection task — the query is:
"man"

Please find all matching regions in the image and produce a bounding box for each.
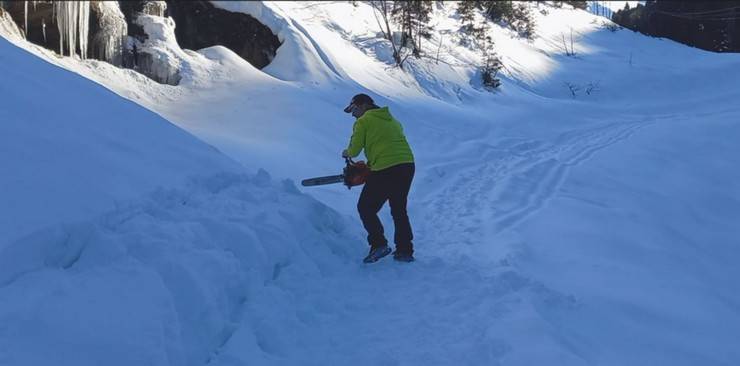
[341,93,416,263]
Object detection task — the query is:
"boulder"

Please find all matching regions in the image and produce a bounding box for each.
[165,0,280,69]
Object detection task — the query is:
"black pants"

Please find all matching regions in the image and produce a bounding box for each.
[357,163,415,255]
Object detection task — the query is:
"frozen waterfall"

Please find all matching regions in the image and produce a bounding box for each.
[91,1,127,65]
[54,1,90,58]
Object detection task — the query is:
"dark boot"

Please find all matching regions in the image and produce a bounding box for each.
[392,250,415,262]
[363,245,392,263]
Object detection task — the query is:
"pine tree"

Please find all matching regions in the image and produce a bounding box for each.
[458,0,477,31]
[455,1,504,89]
[480,22,503,89]
[483,1,514,23]
[510,2,536,40]
[392,0,434,57]
[457,1,485,40]
[475,1,536,41]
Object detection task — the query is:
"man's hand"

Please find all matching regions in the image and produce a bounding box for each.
[342,149,350,158]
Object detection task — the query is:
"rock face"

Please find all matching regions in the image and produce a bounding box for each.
[2,1,60,52]
[1,0,281,84]
[165,0,280,69]
[118,1,164,42]
[613,1,740,53]
[1,1,127,65]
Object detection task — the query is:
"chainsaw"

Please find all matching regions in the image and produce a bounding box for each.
[301,157,371,189]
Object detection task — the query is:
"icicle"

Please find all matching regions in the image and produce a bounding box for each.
[79,1,88,59]
[56,2,62,54]
[41,17,45,42]
[71,2,78,57]
[54,1,90,58]
[24,0,27,37]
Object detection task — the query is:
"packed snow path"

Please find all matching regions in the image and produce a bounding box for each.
[252,111,738,366]
[257,118,650,366]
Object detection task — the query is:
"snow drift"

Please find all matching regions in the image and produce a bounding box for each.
[0,33,359,366]
[0,36,238,245]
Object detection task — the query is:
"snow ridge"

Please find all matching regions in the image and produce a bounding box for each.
[0,171,358,366]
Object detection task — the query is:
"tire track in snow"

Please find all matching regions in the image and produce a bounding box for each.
[420,120,648,251]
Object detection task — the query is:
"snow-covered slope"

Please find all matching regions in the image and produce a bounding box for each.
[1,1,739,365]
[0,36,239,245]
[0,30,358,366]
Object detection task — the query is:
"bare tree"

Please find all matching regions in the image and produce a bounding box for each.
[585,81,600,95]
[370,0,411,68]
[561,28,577,56]
[564,82,580,97]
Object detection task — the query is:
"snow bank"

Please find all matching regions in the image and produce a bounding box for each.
[0,170,357,366]
[0,36,239,245]
[211,1,342,85]
[0,26,363,366]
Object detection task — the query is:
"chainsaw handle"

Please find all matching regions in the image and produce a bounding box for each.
[345,157,355,165]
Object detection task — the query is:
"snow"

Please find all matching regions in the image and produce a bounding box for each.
[212,1,343,84]
[0,36,239,245]
[133,14,184,85]
[1,1,740,365]
[0,5,23,40]
[0,171,358,366]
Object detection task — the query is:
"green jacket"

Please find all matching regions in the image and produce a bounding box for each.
[346,107,414,171]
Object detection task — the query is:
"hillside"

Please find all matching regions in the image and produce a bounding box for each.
[1,1,739,365]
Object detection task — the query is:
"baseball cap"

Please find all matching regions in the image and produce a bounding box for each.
[343,93,375,113]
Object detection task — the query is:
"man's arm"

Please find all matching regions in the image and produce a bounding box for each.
[345,121,365,158]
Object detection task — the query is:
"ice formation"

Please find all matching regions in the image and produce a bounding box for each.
[90,1,127,65]
[54,1,90,58]
[133,14,183,85]
[22,1,39,38]
[142,1,167,17]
